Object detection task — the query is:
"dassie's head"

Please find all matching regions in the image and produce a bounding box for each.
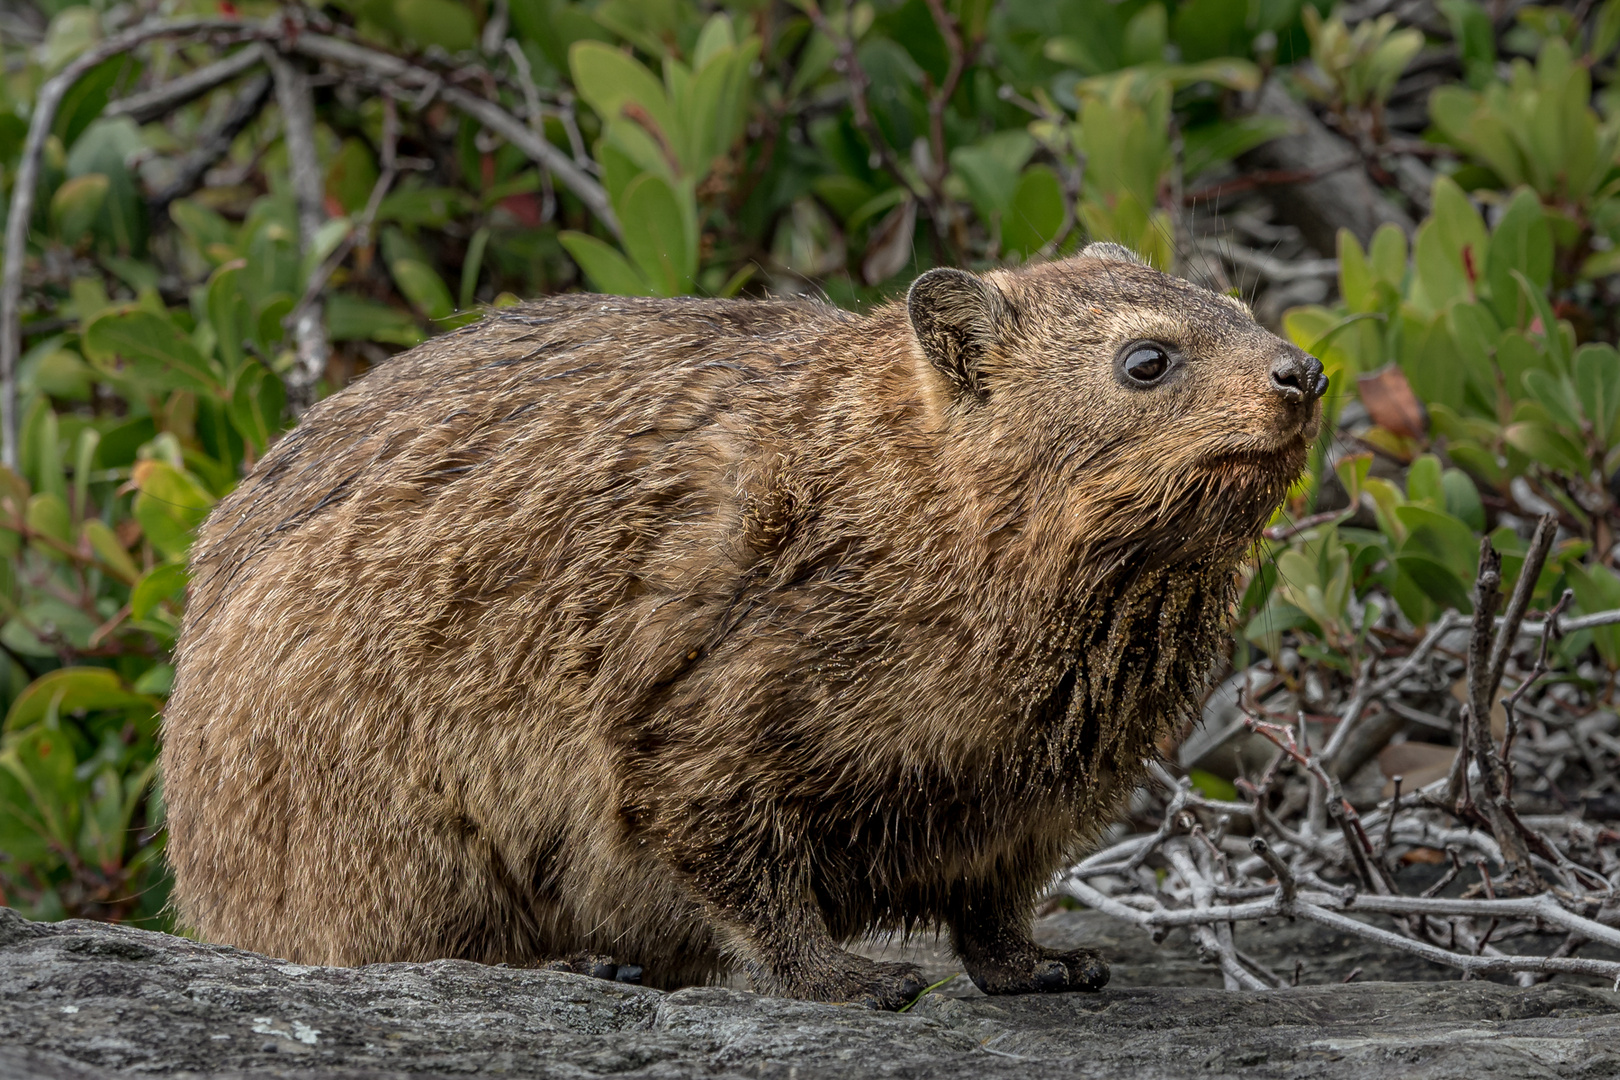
[906,243,1324,563]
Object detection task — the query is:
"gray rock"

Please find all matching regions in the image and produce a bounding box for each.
[2,906,1617,1079]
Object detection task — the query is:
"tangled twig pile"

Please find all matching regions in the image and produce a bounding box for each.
[1060,513,1620,989]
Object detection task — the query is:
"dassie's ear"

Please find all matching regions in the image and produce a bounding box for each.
[1080,242,1144,265]
[906,268,1006,399]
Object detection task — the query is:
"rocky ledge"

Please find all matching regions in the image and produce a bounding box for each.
[3,905,1618,1080]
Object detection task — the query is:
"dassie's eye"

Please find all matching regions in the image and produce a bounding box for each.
[1119,342,1175,386]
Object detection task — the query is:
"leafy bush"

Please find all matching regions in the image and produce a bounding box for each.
[2,0,1619,927]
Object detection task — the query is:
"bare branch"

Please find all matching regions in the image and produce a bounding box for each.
[267,46,331,411]
[1463,536,1541,888]
[286,32,619,235]
[285,97,401,352]
[147,70,273,213]
[1487,514,1557,697]
[105,42,267,124]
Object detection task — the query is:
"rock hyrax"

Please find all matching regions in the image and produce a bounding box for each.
[162,245,1324,1007]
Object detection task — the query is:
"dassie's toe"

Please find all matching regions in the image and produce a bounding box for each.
[851,961,928,1010]
[545,954,644,984]
[1053,948,1109,991]
[966,947,1110,995]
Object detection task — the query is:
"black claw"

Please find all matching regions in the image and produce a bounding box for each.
[1074,954,1110,991]
[614,964,643,984]
[1034,960,1069,992]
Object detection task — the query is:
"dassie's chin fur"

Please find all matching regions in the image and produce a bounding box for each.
[162,249,1321,1007]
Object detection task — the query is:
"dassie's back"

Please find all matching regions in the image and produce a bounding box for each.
[163,294,872,971]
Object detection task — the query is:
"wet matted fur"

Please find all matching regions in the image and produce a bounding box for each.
[161,249,1322,1007]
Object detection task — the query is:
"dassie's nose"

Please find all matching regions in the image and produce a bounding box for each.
[1270,351,1327,403]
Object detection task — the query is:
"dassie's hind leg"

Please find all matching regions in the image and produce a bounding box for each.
[948,894,1109,994]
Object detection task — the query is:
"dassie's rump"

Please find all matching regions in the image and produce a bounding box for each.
[161,249,1323,1006]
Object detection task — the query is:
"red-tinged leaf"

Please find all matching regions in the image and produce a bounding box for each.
[1357,363,1428,439]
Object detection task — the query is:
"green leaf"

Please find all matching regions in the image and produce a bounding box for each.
[1595,0,1620,59]
[376,186,475,229]
[1568,562,1620,668]
[1496,331,1547,405]
[460,226,491,312]
[131,460,215,562]
[206,263,251,377]
[4,597,99,657]
[230,360,286,454]
[693,11,736,68]
[1431,175,1490,272]
[1398,313,1467,415]
[25,492,72,549]
[50,174,109,245]
[1395,504,1479,582]
[1441,469,1485,532]
[71,426,98,519]
[82,519,139,584]
[1503,420,1589,475]
[1396,552,1474,613]
[1406,454,1444,509]
[83,309,224,395]
[0,725,81,854]
[254,294,294,354]
[950,131,1037,222]
[1181,115,1292,180]
[1187,769,1237,802]
[326,137,380,215]
[569,41,681,172]
[1338,230,1373,313]
[559,231,654,296]
[1484,188,1553,328]
[680,36,760,175]
[1522,369,1582,433]
[170,199,236,260]
[393,0,478,52]
[1412,177,1488,310]
[131,563,187,622]
[615,175,693,297]
[1440,0,1496,86]
[389,258,456,320]
[326,294,423,347]
[617,173,694,296]
[1369,223,1408,287]
[5,667,158,732]
[1575,343,1620,447]
[1002,165,1066,257]
[1511,269,1570,372]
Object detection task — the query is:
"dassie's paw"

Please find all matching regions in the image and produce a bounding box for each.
[754,957,927,1010]
[966,947,1109,995]
[845,960,929,1010]
[542,953,644,984]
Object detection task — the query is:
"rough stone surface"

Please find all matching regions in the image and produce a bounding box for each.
[3,906,1618,1079]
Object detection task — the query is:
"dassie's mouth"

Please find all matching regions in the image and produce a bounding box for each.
[1198,434,1313,480]
[1198,409,1321,476]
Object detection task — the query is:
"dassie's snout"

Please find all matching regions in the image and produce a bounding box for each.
[1269,350,1327,404]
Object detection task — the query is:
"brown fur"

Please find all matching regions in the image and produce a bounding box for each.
[161,251,1320,1006]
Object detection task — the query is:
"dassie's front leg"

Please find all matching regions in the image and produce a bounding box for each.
[739,912,928,1010]
[950,903,1109,994]
[679,847,926,1008]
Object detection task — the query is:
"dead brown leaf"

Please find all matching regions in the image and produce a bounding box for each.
[1357,364,1427,439]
